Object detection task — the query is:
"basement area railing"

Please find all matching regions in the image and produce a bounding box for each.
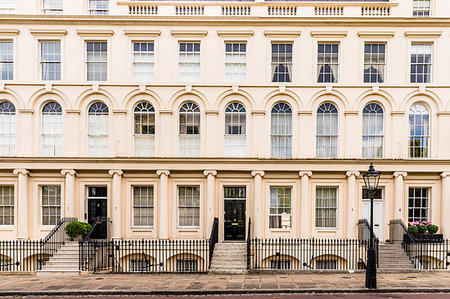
[403,239,450,270]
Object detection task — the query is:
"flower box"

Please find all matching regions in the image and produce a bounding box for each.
[404,233,443,244]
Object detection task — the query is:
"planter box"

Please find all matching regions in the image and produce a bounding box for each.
[404,233,443,243]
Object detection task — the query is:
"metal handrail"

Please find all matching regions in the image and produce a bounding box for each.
[208,218,219,269]
[246,217,251,270]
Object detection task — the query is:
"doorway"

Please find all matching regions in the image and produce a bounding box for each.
[224,187,246,241]
[87,186,108,239]
[362,188,384,240]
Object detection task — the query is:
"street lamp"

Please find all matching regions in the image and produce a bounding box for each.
[363,162,381,289]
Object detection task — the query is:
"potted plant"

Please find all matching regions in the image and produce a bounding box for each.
[65,221,92,241]
[405,221,443,243]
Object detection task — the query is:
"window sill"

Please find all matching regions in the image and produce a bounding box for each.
[0,226,14,230]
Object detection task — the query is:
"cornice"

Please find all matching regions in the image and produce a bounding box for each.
[29,29,67,36]
[264,30,301,38]
[357,31,395,38]
[217,30,254,38]
[171,30,208,38]
[123,30,161,37]
[76,29,114,37]
[0,29,20,36]
[404,31,442,38]
[310,31,348,38]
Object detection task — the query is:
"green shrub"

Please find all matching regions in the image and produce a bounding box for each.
[417,225,428,234]
[65,222,92,238]
[428,225,439,234]
[408,225,418,234]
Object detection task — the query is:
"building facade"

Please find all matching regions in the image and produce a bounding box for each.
[0,0,449,242]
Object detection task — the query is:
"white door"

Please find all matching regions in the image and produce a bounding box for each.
[362,200,383,240]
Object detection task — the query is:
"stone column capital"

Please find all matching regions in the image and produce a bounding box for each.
[441,172,450,178]
[346,171,360,177]
[61,169,77,176]
[156,170,170,177]
[393,171,408,178]
[13,169,29,175]
[108,169,123,176]
[299,171,313,178]
[251,170,265,177]
[203,170,217,177]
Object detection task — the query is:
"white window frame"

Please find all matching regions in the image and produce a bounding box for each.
[408,103,430,159]
[410,43,432,84]
[362,103,384,158]
[40,40,61,81]
[86,41,107,82]
[0,185,14,227]
[316,103,339,158]
[271,43,292,83]
[178,42,200,83]
[132,41,155,82]
[42,0,63,15]
[40,185,61,227]
[41,101,62,157]
[315,186,338,230]
[317,43,339,83]
[178,102,201,157]
[224,102,246,157]
[413,0,431,17]
[270,103,292,158]
[0,0,15,14]
[408,187,430,222]
[269,187,292,230]
[0,40,13,80]
[0,101,15,156]
[177,185,200,229]
[133,101,155,157]
[88,0,109,15]
[132,185,154,228]
[363,43,386,84]
[224,42,246,83]
[87,102,109,157]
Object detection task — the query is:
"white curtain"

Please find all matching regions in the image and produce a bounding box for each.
[0,113,15,156]
[42,113,62,156]
[88,114,108,156]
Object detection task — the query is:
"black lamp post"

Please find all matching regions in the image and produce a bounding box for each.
[363,162,381,289]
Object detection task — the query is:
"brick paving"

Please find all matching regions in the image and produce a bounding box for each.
[0,272,449,295]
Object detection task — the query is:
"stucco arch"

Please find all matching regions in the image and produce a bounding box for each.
[0,89,25,109]
[261,254,301,269]
[400,90,443,113]
[29,88,69,112]
[310,254,347,269]
[215,89,255,112]
[309,89,349,112]
[169,89,208,112]
[124,89,162,112]
[75,88,116,112]
[263,89,303,111]
[354,90,395,112]
[166,253,206,271]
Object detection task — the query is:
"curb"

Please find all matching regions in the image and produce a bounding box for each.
[0,288,449,296]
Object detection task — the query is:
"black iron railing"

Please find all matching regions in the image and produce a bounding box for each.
[249,238,371,271]
[246,218,251,270]
[403,239,450,270]
[208,217,219,269]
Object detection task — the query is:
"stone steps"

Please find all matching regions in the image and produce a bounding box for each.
[37,242,80,276]
[209,242,247,274]
[377,243,415,273]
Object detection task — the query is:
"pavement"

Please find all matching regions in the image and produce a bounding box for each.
[0,272,450,296]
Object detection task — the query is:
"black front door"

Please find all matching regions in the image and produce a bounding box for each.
[224,187,246,241]
[87,186,108,239]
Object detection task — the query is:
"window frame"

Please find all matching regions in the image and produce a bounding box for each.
[39,40,62,81]
[41,101,63,157]
[178,102,201,157]
[270,102,293,158]
[314,186,339,230]
[131,185,155,229]
[413,0,431,17]
[40,184,62,228]
[316,42,339,83]
[0,0,15,14]
[42,0,63,15]
[270,42,293,83]
[133,101,156,157]
[132,41,155,82]
[224,102,247,157]
[85,40,108,82]
[0,185,14,227]
[224,42,247,83]
[410,42,433,84]
[268,186,292,230]
[407,187,430,223]
[177,185,201,229]
[363,43,386,84]
[362,102,384,159]
[87,101,109,157]
[0,100,16,156]
[316,102,339,159]
[0,40,13,81]
[88,0,109,15]
[178,41,201,83]
[408,103,430,159]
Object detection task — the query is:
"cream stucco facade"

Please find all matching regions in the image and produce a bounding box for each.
[0,0,449,242]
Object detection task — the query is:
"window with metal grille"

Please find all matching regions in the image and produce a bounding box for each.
[133,42,154,82]
[42,102,62,156]
[42,0,62,14]
[133,102,155,157]
[89,0,109,15]
[86,41,107,81]
[316,103,338,158]
[362,103,384,158]
[409,103,429,158]
[0,186,13,226]
[271,43,292,82]
[179,102,200,157]
[408,187,429,222]
[178,186,200,228]
[224,102,246,157]
[41,185,61,226]
[0,41,13,80]
[271,103,292,158]
[130,259,152,272]
[413,0,430,17]
[315,187,337,229]
[270,260,291,270]
[316,259,337,270]
[179,42,200,82]
[133,186,154,227]
[88,102,109,156]
[317,43,339,83]
[225,43,246,83]
[269,187,291,229]
[40,41,61,81]
[411,43,432,83]
[0,101,15,156]
[176,259,198,272]
[364,43,385,83]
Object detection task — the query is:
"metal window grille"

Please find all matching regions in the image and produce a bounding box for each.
[316,103,338,158]
[271,43,292,82]
[315,187,337,229]
[317,43,339,83]
[89,0,109,15]
[40,41,61,81]
[179,42,200,82]
[362,103,384,158]
[270,260,291,270]
[133,186,154,227]
[269,187,291,229]
[41,185,61,226]
[316,260,337,270]
[176,259,198,272]
[0,0,14,14]
[133,102,155,157]
[413,0,430,17]
[41,102,62,156]
[364,43,385,83]
[410,43,432,83]
[0,41,13,80]
[178,186,200,228]
[88,102,109,156]
[408,187,429,222]
[133,42,154,82]
[42,0,62,14]
[0,101,15,156]
[409,103,429,158]
[179,102,200,157]
[224,102,246,157]
[0,186,14,226]
[271,103,292,158]
[225,43,246,83]
[86,41,107,81]
[130,260,152,272]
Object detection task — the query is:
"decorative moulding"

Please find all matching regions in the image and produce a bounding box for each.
[310,31,347,38]
[205,110,219,115]
[298,111,312,116]
[437,111,450,116]
[251,110,266,116]
[404,31,442,38]
[112,109,127,115]
[391,110,406,116]
[159,110,173,115]
[17,109,34,114]
[65,109,81,114]
[217,30,254,38]
[29,29,67,36]
[0,29,20,36]
[123,30,161,37]
[344,111,359,116]
[171,30,208,38]
[357,31,395,38]
[264,30,301,38]
[76,29,114,37]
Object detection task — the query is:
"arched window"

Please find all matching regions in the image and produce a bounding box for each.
[134,102,155,157]
[362,103,384,158]
[179,102,200,157]
[42,101,62,156]
[224,102,246,157]
[316,103,338,158]
[271,103,292,158]
[409,103,429,158]
[88,102,109,156]
[0,101,15,156]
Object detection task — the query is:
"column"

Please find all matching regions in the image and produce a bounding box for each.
[203,170,217,234]
[109,169,123,239]
[346,171,360,239]
[441,172,450,238]
[393,172,407,220]
[299,171,312,239]
[251,171,264,238]
[61,169,77,218]
[14,169,29,239]
[157,170,170,239]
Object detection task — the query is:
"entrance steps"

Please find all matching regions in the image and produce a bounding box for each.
[210,242,247,274]
[377,243,417,273]
[37,241,80,276]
